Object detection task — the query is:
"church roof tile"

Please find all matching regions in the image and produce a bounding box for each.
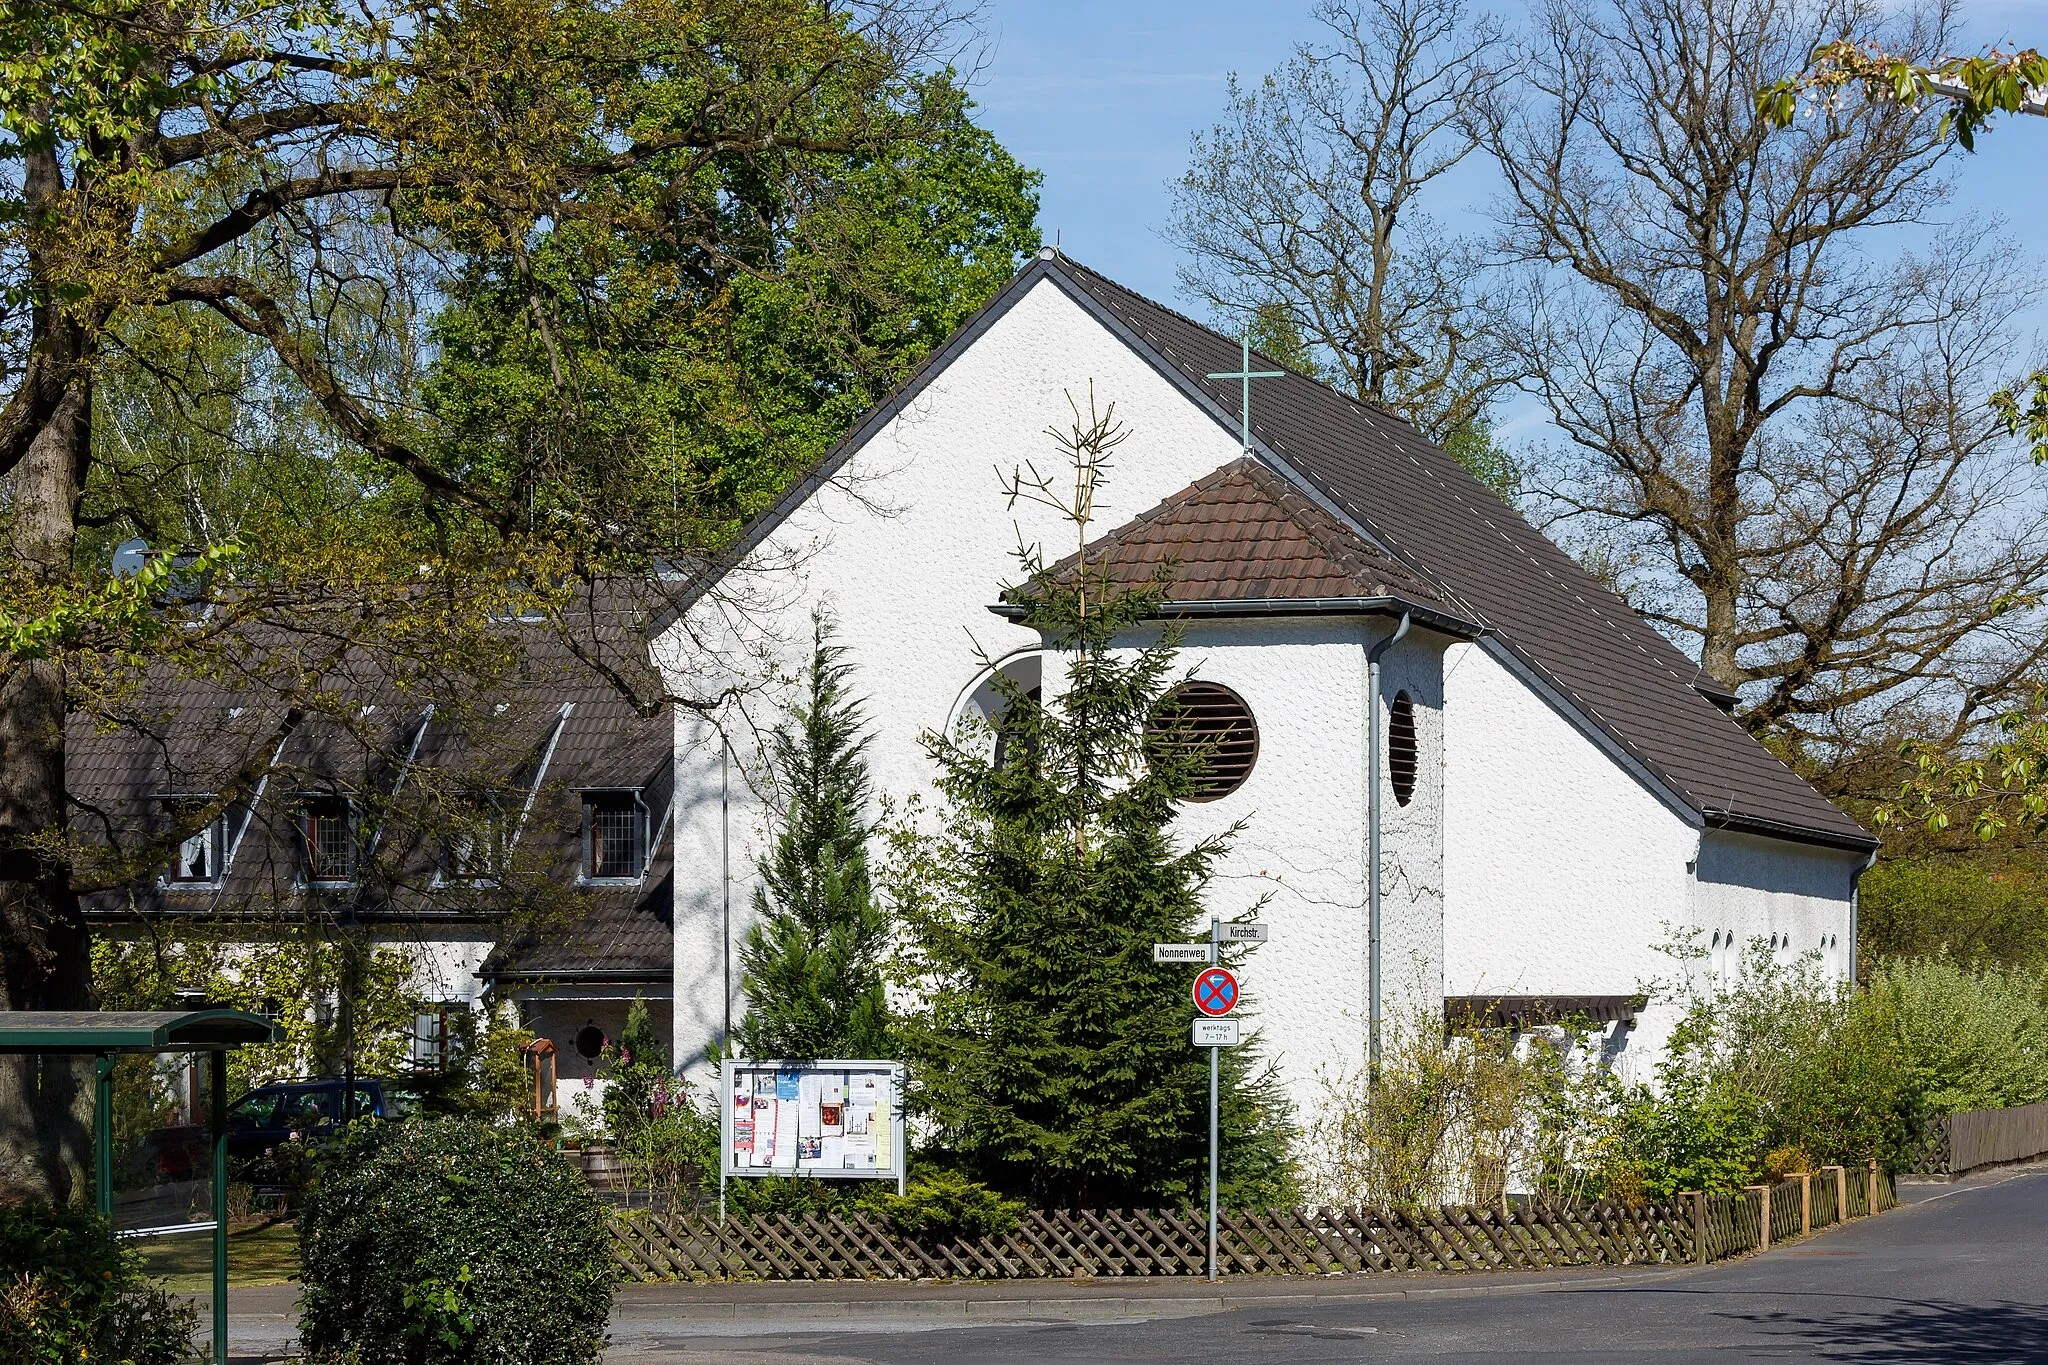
[1040,457,1461,617]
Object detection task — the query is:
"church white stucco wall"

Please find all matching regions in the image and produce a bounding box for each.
[1694,831,1863,984]
[1442,638,1860,1075]
[1131,616,1448,1114]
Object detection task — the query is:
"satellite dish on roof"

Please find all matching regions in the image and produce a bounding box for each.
[112,538,150,578]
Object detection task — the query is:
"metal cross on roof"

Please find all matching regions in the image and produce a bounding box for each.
[1206,330,1285,455]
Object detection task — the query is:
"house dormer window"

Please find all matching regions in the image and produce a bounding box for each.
[164,800,228,886]
[582,791,645,882]
[301,796,355,885]
[445,799,508,882]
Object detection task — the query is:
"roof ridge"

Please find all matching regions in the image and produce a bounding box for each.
[1049,254,1424,435]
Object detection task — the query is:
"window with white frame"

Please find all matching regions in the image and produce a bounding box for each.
[301,796,355,884]
[445,799,508,881]
[163,800,228,885]
[408,1006,458,1071]
[582,791,645,881]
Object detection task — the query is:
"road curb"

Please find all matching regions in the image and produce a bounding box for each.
[608,1266,1697,1326]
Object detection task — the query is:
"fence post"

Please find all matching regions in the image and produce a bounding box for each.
[1745,1185,1771,1251]
[1687,1191,1707,1265]
[1799,1173,1811,1237]
[1826,1165,1846,1224]
[1866,1158,1878,1214]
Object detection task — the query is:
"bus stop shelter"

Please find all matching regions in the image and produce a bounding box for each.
[0,1009,281,1364]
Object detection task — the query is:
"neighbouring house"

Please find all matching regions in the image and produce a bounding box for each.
[658,249,1876,1116]
[70,624,675,1112]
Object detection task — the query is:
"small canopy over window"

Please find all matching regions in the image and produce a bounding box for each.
[1148,681,1259,802]
[1443,996,1641,1032]
[1388,691,1418,807]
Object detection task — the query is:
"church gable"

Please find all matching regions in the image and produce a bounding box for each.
[1047,260,1871,852]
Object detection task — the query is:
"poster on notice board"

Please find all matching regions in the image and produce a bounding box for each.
[720,1059,906,1185]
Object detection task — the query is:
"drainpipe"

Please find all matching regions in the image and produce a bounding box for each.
[1366,611,1411,1080]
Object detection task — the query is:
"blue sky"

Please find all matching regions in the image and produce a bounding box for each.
[968,0,2048,428]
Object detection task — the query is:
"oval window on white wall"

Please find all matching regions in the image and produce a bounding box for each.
[1388,691,1418,807]
[1147,681,1259,802]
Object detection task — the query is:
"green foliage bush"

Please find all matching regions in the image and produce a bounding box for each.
[872,1169,1025,1240]
[1862,953,2048,1114]
[1858,855,2048,967]
[297,1118,612,1365]
[0,1202,195,1365]
[1603,941,2048,1195]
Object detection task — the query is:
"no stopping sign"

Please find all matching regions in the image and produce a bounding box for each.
[1192,967,1239,1017]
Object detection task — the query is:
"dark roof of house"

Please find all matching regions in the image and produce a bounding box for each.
[1017,457,1476,635]
[674,249,1871,850]
[68,621,676,985]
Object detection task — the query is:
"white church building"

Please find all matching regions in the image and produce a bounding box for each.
[657,249,1876,1109]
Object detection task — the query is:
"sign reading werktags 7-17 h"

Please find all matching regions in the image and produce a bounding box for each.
[719,1059,907,1190]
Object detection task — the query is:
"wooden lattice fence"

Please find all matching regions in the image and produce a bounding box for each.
[607,1165,1895,1283]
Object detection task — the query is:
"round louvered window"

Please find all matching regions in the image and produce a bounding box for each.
[1149,681,1258,802]
[1388,691,1418,807]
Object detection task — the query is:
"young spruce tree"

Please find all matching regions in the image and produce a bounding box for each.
[890,391,1293,1211]
[734,617,890,1061]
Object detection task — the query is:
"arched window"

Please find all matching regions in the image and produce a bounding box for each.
[1148,681,1258,802]
[952,652,1047,767]
[1388,691,1418,807]
[993,686,1042,774]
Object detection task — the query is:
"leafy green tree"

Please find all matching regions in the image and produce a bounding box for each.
[0,0,1035,1199]
[735,617,889,1061]
[887,402,1293,1211]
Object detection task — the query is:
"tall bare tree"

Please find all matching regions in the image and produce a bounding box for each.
[1482,0,2048,776]
[1166,0,1513,456]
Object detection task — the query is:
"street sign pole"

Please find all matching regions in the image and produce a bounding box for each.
[1208,915,1220,1283]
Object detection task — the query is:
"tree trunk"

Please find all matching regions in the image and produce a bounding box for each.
[0,362,94,1203]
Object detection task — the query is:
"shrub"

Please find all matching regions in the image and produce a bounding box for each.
[297,1117,612,1365]
[0,1201,195,1365]
[1860,953,2048,1115]
[873,1170,1024,1240]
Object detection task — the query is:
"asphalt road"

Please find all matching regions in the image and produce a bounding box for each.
[607,1168,2048,1364]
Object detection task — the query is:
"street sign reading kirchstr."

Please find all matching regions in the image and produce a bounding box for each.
[1152,942,1214,964]
[1192,1018,1241,1047]
[1220,923,1268,943]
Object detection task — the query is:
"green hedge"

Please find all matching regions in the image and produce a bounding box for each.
[297,1118,612,1365]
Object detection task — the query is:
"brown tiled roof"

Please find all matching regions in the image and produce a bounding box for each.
[1041,457,1455,612]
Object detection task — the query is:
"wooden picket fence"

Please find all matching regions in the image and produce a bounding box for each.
[607,1164,1895,1282]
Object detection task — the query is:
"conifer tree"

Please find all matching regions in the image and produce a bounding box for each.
[734,617,890,1061]
[889,394,1293,1210]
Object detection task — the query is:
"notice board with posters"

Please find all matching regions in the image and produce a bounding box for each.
[719,1059,906,1190]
